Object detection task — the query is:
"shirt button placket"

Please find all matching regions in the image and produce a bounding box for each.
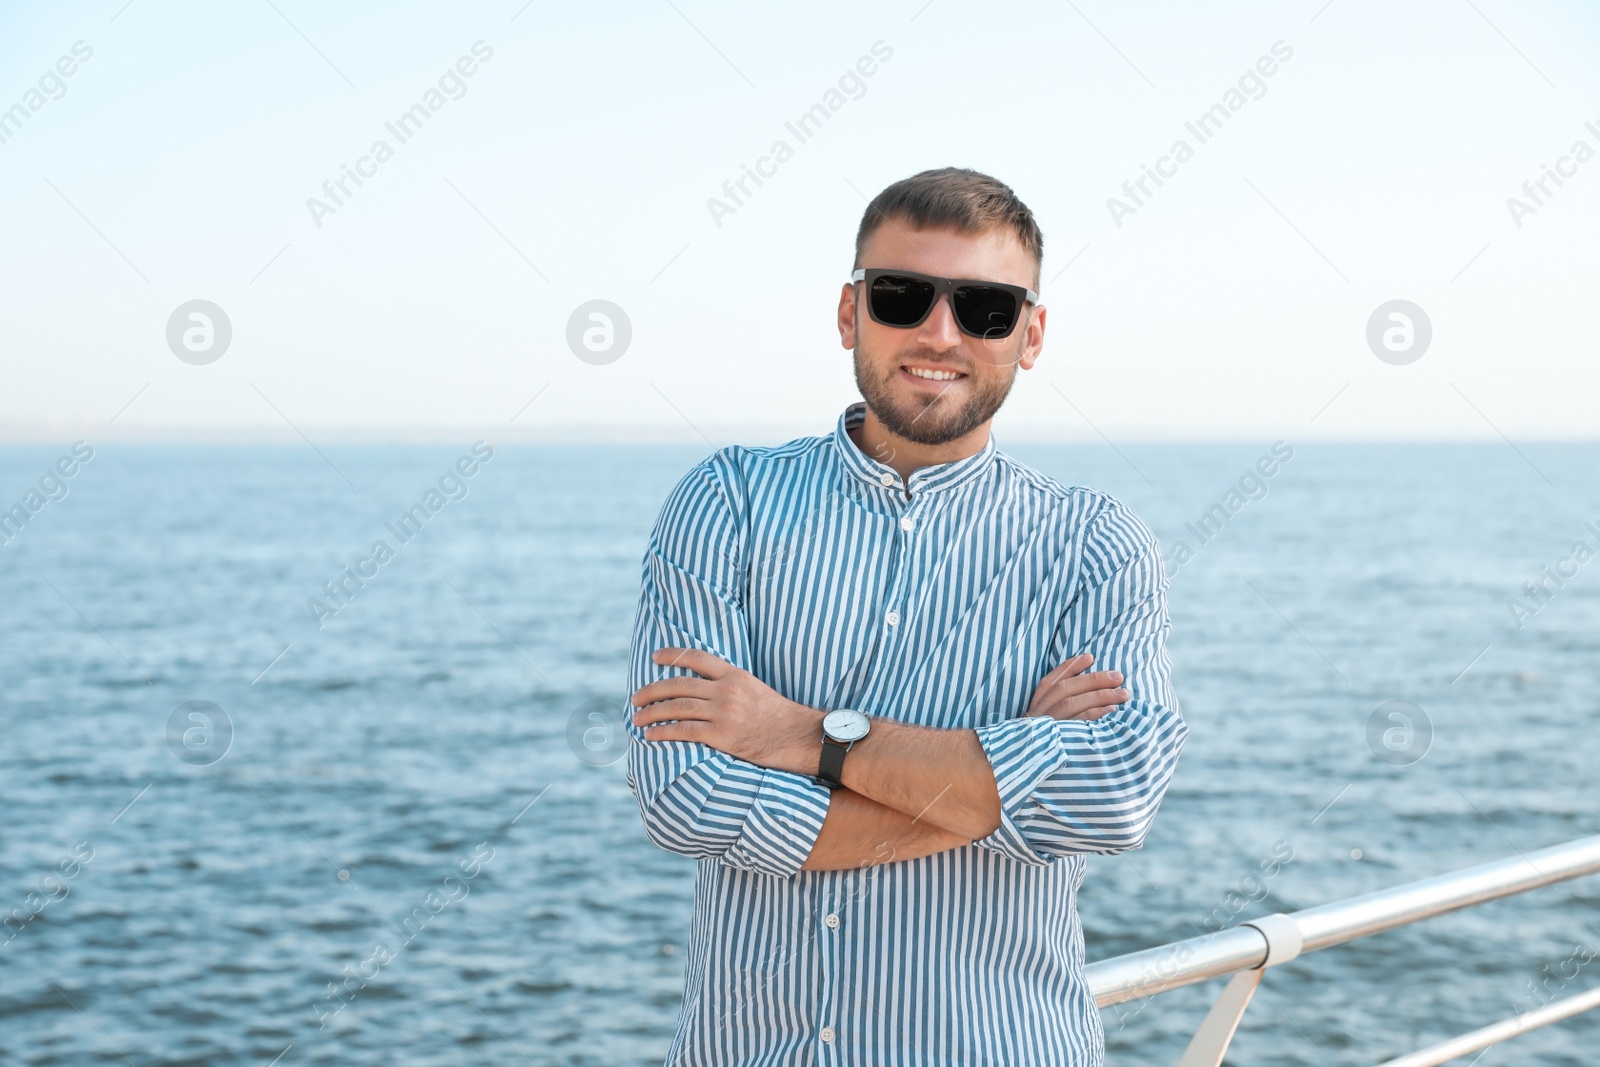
[818,895,843,1057]
[883,495,917,633]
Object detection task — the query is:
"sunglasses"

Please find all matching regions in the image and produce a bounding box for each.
[851,268,1039,340]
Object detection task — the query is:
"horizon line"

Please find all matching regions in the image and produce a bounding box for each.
[1,423,1597,446]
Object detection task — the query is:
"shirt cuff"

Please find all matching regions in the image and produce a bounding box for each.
[722,769,834,878]
[969,715,1062,866]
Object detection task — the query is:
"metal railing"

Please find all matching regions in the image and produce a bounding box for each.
[1085,833,1600,1066]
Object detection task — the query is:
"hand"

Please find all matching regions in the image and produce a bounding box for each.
[630,648,824,775]
[1025,653,1128,721]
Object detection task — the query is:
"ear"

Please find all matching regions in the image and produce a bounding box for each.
[837,282,858,349]
[1016,304,1046,371]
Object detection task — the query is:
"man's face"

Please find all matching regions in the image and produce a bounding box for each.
[838,220,1045,446]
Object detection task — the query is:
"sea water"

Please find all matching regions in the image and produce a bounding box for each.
[1,439,1595,1065]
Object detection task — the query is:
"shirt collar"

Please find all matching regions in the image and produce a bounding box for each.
[832,401,999,497]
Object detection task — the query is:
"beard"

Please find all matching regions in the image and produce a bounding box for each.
[853,339,1018,446]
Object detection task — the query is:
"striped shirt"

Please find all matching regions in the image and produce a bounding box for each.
[626,401,1189,1066]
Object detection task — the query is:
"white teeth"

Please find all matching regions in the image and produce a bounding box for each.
[906,367,963,381]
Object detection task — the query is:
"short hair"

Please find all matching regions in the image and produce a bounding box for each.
[852,167,1044,291]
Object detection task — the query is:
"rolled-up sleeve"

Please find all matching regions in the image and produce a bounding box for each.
[970,502,1189,866]
[624,452,834,879]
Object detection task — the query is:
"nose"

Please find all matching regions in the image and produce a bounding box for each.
[916,291,963,349]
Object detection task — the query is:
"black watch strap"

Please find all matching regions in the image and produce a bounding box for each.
[817,738,849,789]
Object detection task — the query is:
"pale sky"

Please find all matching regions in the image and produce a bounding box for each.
[2,0,1597,442]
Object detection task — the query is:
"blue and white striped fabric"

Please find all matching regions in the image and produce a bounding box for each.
[626,401,1189,1066]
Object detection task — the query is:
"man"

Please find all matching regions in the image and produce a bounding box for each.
[625,167,1188,1066]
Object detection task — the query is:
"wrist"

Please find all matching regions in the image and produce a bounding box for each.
[814,708,875,788]
[786,704,828,777]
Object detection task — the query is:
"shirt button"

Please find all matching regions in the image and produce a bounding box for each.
[878,471,895,487]
[825,912,840,929]
[820,1026,836,1044]
[899,515,914,533]
[884,610,900,627]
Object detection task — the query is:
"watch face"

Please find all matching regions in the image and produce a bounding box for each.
[823,709,870,742]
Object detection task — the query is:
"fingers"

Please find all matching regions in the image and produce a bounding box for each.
[631,675,717,707]
[1046,669,1124,699]
[631,697,711,727]
[1026,666,1125,717]
[1064,687,1128,715]
[1037,701,1119,722]
[636,717,714,744]
[1065,704,1117,721]
[1030,684,1130,720]
[651,647,734,679]
[1030,654,1120,701]
[1033,653,1093,695]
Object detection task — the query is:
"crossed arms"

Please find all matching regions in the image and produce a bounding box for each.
[623,458,1189,878]
[631,646,1133,870]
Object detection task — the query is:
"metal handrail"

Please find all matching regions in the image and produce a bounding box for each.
[1375,982,1600,1067]
[1084,833,1600,1065]
[1087,833,1600,1006]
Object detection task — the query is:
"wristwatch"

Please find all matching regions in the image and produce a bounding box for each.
[817,709,871,789]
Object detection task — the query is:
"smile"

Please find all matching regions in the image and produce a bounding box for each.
[901,365,966,383]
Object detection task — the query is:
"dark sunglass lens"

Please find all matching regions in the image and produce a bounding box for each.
[869,274,936,327]
[953,286,1019,339]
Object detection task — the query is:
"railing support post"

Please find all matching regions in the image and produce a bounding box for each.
[1175,968,1262,1067]
[1174,913,1304,1067]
